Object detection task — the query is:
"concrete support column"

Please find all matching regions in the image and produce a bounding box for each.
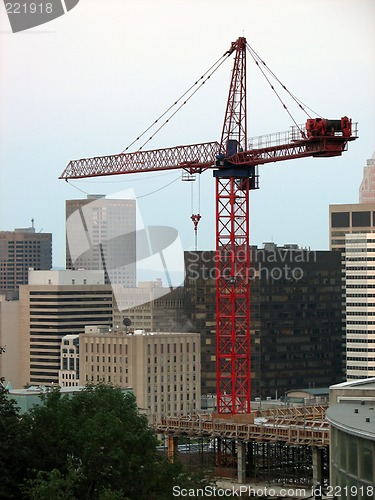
[168,434,178,463]
[246,441,254,477]
[312,446,323,486]
[216,437,222,467]
[237,440,247,484]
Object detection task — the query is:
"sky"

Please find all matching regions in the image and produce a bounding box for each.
[0,0,374,270]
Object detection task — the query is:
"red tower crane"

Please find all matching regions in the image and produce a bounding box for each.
[60,37,357,414]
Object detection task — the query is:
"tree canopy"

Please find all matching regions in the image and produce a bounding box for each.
[0,384,212,499]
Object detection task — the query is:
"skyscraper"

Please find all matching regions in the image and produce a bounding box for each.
[0,226,52,295]
[329,152,375,381]
[66,195,136,287]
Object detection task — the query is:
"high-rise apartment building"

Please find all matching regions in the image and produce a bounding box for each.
[19,270,113,387]
[344,234,375,380]
[80,326,201,420]
[0,226,52,295]
[66,195,136,287]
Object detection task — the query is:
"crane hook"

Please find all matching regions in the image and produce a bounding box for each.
[191,214,201,251]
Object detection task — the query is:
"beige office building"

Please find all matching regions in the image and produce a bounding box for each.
[80,326,201,420]
[19,270,113,387]
[329,203,375,252]
[0,295,20,388]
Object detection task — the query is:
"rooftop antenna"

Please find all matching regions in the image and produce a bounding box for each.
[31,218,34,229]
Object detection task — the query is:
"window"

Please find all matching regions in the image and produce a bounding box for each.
[331,212,350,228]
[352,211,371,227]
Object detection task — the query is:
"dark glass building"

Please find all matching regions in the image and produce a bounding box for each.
[184,245,344,398]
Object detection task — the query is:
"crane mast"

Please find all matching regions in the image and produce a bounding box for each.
[60,37,357,415]
[214,37,252,414]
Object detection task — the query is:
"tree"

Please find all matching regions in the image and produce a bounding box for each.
[21,384,213,499]
[0,346,27,499]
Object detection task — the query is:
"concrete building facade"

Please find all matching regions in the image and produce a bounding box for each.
[0,296,20,388]
[19,270,113,387]
[66,195,136,287]
[59,334,80,387]
[0,226,52,295]
[80,326,201,420]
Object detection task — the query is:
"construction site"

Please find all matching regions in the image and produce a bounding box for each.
[60,37,359,497]
[154,404,328,494]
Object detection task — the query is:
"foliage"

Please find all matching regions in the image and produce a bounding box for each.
[0,348,27,498]
[17,384,213,499]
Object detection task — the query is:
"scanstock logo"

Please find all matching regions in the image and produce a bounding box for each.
[3,0,80,33]
[66,190,185,311]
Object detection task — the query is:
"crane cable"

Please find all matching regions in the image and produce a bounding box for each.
[121,51,233,154]
[246,42,321,134]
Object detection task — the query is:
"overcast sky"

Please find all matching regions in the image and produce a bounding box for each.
[1,0,374,269]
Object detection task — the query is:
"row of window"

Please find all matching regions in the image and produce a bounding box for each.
[347,284,375,288]
[346,293,375,297]
[346,338,375,343]
[347,321,375,325]
[347,303,375,307]
[346,266,375,271]
[346,276,375,280]
[347,312,375,316]
[347,348,375,352]
[347,364,375,369]
[345,248,375,252]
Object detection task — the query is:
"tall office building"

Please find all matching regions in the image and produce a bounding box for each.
[329,152,375,381]
[330,152,375,251]
[66,195,136,287]
[19,270,113,387]
[0,226,52,295]
[344,234,375,380]
[80,326,201,420]
[184,246,344,398]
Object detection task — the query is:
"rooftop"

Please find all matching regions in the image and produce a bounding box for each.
[326,400,375,441]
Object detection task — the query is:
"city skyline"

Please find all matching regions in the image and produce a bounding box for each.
[0,1,374,269]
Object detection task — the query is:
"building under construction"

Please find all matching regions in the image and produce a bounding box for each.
[154,404,329,491]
